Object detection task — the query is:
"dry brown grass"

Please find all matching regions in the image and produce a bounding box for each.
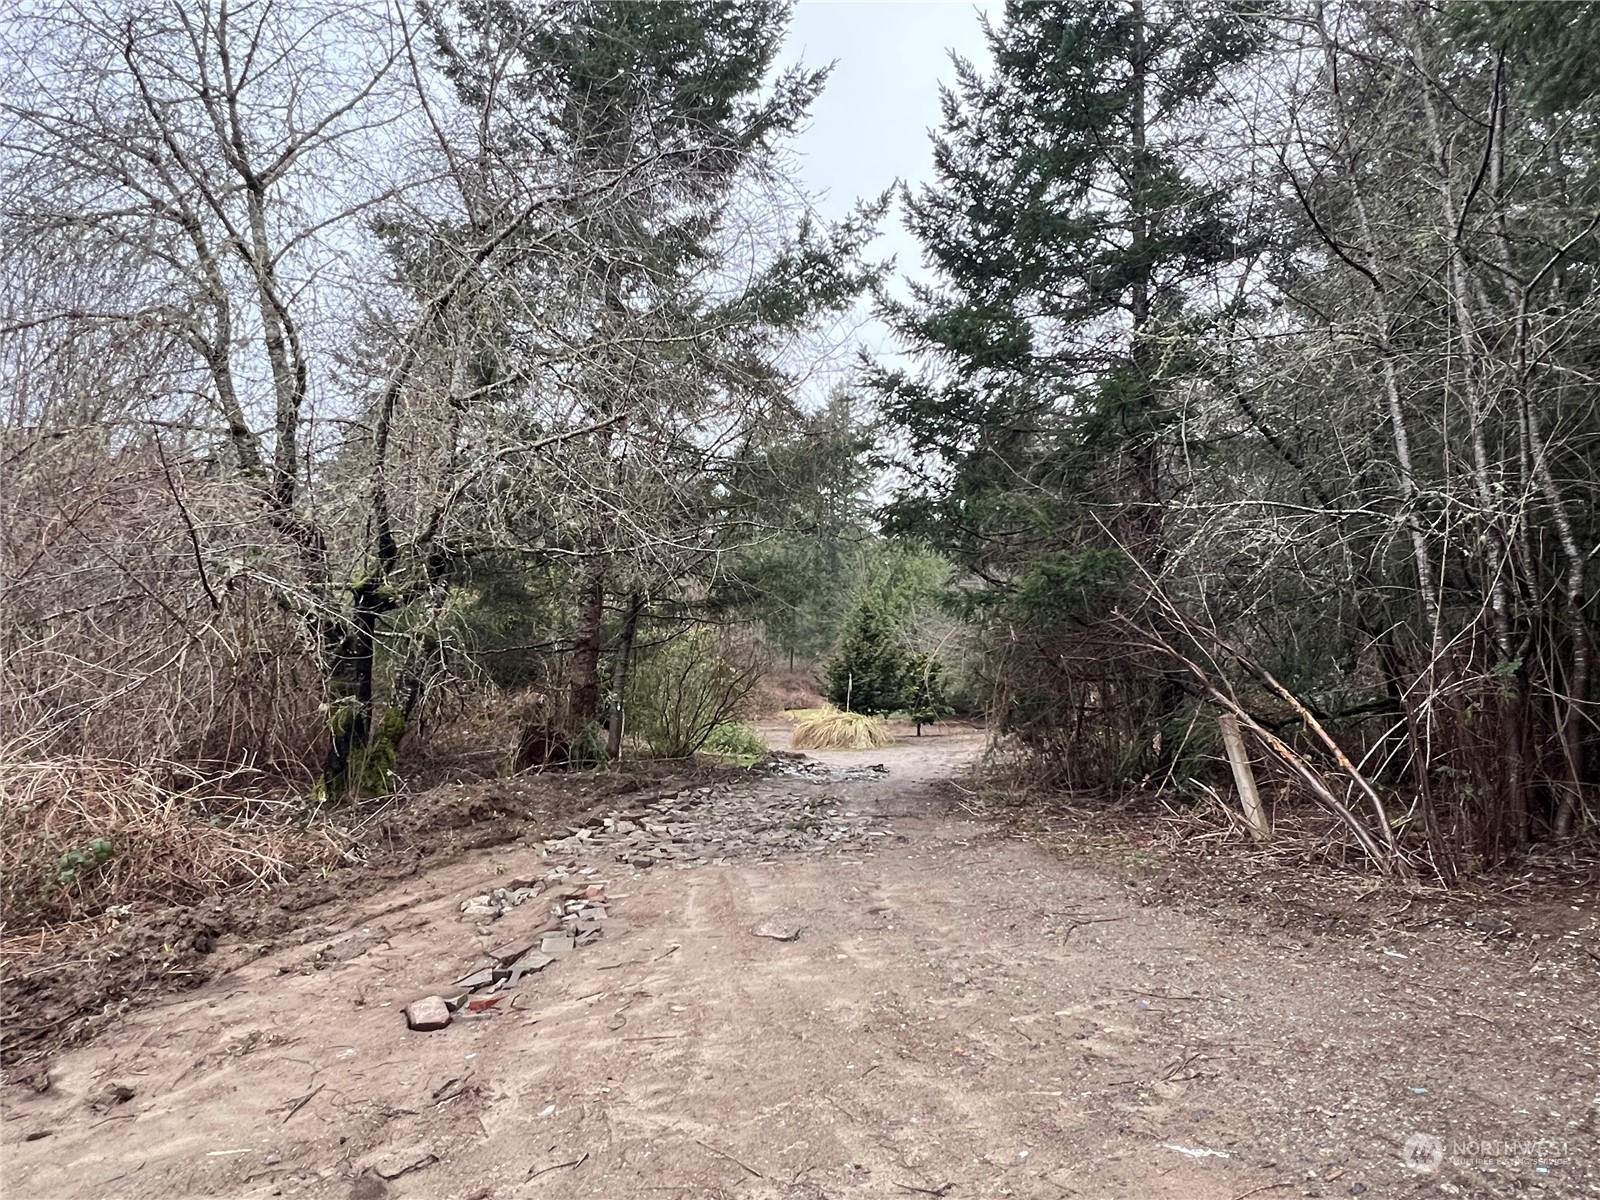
[0,755,342,932]
[791,708,894,751]
[743,668,826,717]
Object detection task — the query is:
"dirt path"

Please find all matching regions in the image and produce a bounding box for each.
[3,731,1595,1199]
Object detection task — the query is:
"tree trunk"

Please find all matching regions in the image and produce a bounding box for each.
[1126,0,1163,560]
[322,590,384,798]
[1310,6,1445,648]
[569,566,606,734]
[606,594,644,761]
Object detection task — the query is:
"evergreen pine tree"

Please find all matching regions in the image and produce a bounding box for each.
[873,0,1261,564]
[825,599,913,715]
[904,653,953,736]
[418,0,879,754]
[868,0,1262,779]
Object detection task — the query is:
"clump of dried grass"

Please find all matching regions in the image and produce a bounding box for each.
[0,755,342,931]
[791,707,894,751]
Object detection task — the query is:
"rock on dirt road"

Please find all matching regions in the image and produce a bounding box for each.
[2,728,1595,1199]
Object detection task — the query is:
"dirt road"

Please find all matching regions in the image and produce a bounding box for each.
[3,730,1595,1199]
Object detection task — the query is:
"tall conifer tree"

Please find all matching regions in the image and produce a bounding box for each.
[869,0,1262,779]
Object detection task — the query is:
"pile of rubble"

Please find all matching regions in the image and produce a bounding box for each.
[761,754,892,782]
[538,780,892,867]
[404,765,896,1032]
[403,876,609,1031]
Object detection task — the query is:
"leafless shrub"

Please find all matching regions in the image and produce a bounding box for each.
[0,757,342,931]
[625,630,763,759]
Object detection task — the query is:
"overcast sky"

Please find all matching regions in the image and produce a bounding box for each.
[776,1,996,389]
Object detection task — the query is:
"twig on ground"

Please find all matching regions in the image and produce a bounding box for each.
[1229,1182,1294,1200]
[527,1152,588,1180]
[694,1138,764,1178]
[278,1084,324,1124]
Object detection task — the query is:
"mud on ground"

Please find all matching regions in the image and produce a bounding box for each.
[2,726,1596,1200]
[0,764,707,1078]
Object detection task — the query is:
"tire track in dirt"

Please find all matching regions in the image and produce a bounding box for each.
[3,731,1594,1199]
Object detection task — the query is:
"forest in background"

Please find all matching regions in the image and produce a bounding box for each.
[1,0,1596,929]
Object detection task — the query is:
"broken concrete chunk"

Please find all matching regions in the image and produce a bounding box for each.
[404,996,452,1031]
[504,950,553,987]
[454,967,498,989]
[501,949,554,983]
[488,939,537,964]
[539,773,895,868]
[540,932,575,954]
[459,880,551,922]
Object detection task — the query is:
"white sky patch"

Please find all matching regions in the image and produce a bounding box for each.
[779,1,996,402]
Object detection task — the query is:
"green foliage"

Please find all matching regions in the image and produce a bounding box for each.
[873,0,1261,564]
[569,720,610,768]
[717,390,877,663]
[322,704,406,803]
[1448,2,1600,115]
[855,544,952,626]
[53,837,114,889]
[452,558,572,692]
[429,0,826,168]
[819,544,956,718]
[627,631,761,757]
[868,0,1260,785]
[409,0,882,750]
[2,834,117,925]
[904,654,953,731]
[825,599,913,715]
[702,721,768,763]
[727,538,843,662]
[1012,549,1127,624]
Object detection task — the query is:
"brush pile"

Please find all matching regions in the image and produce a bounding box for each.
[0,756,341,931]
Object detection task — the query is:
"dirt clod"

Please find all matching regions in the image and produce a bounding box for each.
[86,1082,134,1112]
